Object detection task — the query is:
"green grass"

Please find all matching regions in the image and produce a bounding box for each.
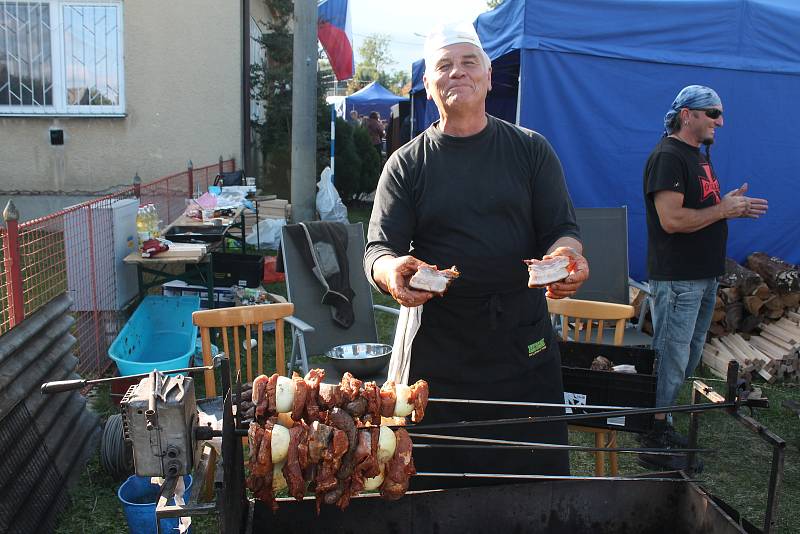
[55,206,800,532]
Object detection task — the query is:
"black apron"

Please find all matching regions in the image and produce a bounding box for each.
[407,256,569,490]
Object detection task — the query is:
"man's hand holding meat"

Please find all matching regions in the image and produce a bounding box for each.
[372,254,436,308]
[542,239,590,299]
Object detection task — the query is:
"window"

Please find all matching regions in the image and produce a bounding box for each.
[0,1,124,116]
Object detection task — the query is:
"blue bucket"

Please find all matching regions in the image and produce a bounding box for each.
[118,475,193,534]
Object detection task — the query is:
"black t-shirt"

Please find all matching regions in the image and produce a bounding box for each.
[643,136,727,280]
[364,114,580,295]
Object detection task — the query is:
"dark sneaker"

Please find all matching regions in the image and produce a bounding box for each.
[637,428,668,449]
[638,420,689,449]
[664,425,689,448]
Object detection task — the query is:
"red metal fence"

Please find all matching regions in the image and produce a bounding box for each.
[0,158,235,377]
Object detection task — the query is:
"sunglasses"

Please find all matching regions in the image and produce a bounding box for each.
[691,108,723,119]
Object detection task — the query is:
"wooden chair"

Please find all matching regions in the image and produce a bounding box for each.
[193,303,293,398]
[547,297,635,476]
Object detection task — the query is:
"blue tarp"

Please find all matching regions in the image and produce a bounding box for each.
[345,81,406,121]
[410,0,800,281]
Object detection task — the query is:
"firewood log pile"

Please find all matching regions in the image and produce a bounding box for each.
[631,253,800,384]
[701,253,800,384]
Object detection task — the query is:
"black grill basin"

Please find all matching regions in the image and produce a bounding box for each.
[250,477,747,534]
[164,225,227,243]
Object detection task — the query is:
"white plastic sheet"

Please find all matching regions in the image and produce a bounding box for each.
[316,167,349,223]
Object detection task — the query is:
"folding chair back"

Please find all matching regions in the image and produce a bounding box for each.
[280,222,401,377]
[573,207,629,304]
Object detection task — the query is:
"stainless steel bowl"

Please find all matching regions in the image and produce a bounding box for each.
[324,343,392,376]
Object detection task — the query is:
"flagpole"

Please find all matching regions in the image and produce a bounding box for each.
[330,103,336,184]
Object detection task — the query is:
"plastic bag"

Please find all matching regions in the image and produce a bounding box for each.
[316,167,349,223]
[246,218,286,250]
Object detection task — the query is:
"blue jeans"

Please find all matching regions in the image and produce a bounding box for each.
[651,278,719,408]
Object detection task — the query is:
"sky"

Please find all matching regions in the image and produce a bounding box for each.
[349,0,490,74]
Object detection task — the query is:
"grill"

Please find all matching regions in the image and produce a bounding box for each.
[40,358,786,534]
[255,477,747,534]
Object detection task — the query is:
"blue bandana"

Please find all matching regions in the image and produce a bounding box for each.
[663,85,722,133]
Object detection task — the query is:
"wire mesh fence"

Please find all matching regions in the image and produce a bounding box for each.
[0,158,235,377]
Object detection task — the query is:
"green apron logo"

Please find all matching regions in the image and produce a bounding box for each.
[528,338,547,357]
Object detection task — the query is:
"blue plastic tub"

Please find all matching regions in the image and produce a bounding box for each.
[109,295,200,376]
[118,475,193,534]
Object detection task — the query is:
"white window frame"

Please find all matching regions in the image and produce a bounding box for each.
[0,0,125,116]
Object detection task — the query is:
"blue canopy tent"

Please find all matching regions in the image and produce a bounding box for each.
[410,0,800,282]
[345,81,406,121]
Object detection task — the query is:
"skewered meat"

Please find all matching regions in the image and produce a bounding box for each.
[362,381,382,422]
[318,382,343,410]
[409,265,460,295]
[253,375,269,419]
[245,369,429,423]
[380,428,416,501]
[303,369,324,422]
[307,421,333,464]
[380,381,397,418]
[251,421,277,511]
[339,372,363,402]
[249,418,414,513]
[266,374,279,416]
[344,396,368,418]
[409,379,429,423]
[283,422,309,500]
[291,373,309,421]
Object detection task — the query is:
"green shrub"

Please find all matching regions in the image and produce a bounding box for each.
[352,126,381,200]
[333,118,361,202]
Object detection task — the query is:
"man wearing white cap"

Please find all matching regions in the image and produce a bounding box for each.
[364,22,589,485]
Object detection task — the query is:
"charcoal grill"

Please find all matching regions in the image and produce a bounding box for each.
[256,477,748,534]
[41,359,786,533]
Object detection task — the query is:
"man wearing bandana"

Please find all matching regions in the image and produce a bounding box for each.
[640,85,768,467]
[364,22,589,485]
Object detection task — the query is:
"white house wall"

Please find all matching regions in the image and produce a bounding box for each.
[0,0,246,192]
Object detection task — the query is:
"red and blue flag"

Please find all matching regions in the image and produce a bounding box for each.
[318,0,354,80]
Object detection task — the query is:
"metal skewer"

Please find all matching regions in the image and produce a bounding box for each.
[409,433,713,456]
[409,401,734,432]
[415,473,699,483]
[429,397,639,411]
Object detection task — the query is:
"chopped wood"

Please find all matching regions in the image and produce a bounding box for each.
[719,287,741,303]
[781,293,800,309]
[742,295,765,315]
[760,324,797,345]
[746,252,800,294]
[720,258,763,296]
[752,283,772,300]
[763,296,784,311]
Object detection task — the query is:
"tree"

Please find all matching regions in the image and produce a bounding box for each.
[347,33,408,94]
[332,118,361,202]
[487,0,504,8]
[352,126,381,199]
[251,0,330,198]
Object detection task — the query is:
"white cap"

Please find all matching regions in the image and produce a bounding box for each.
[424,22,488,67]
